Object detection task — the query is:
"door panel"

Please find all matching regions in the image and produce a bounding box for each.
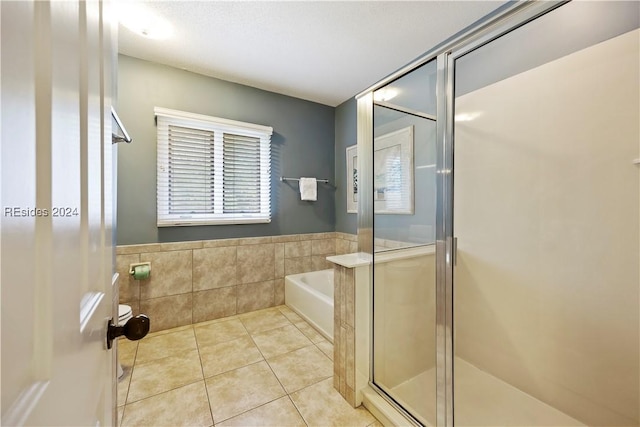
[371,59,438,425]
[452,3,640,425]
[1,1,115,425]
[0,2,41,421]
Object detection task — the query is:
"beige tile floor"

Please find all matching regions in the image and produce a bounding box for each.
[117,305,381,427]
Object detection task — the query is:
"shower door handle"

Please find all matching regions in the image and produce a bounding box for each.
[452,237,457,266]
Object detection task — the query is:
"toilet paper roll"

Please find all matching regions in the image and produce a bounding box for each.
[132,264,150,280]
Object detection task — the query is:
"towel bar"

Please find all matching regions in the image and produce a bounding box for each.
[112,106,132,144]
[280,177,330,184]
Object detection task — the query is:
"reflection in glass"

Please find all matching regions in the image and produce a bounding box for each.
[371,59,438,425]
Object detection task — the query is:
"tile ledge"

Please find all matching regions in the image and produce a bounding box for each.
[327,245,435,268]
[326,253,372,268]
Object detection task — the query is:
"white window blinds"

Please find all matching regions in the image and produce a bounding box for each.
[155,107,272,226]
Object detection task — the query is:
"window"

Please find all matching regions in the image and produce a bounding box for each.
[155,107,272,226]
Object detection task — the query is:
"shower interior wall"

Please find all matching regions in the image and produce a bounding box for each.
[453,28,639,427]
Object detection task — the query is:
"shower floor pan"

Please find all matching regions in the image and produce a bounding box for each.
[386,357,585,426]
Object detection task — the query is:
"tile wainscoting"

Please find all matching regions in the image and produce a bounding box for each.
[116,232,357,332]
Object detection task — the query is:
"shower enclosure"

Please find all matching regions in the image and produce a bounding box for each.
[357,1,639,426]
[371,60,438,426]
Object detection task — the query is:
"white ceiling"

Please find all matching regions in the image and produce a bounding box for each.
[117,1,508,107]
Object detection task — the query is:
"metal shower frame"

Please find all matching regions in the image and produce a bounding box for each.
[354,1,569,425]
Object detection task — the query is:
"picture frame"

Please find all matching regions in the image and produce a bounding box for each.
[374,126,414,214]
[346,145,358,213]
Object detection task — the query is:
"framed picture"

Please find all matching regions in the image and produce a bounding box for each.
[374,126,414,214]
[346,145,358,213]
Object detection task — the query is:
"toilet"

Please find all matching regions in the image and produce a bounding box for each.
[117,304,133,379]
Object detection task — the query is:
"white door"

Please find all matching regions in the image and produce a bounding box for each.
[1,1,117,425]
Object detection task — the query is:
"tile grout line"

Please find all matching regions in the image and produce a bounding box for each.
[240,313,290,391]
[238,314,313,426]
[122,305,355,426]
[232,246,238,321]
[286,394,310,427]
[192,324,216,426]
[125,326,204,405]
[272,307,334,394]
[289,319,329,347]
[214,317,295,424]
[190,249,194,326]
[122,341,139,404]
[118,339,139,424]
[124,378,205,406]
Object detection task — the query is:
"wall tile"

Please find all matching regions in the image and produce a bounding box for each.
[116,253,140,303]
[346,326,355,389]
[238,236,273,245]
[340,268,346,322]
[312,239,335,255]
[284,257,311,276]
[302,232,334,240]
[349,242,358,253]
[272,234,300,243]
[192,287,237,323]
[345,269,355,328]
[284,241,312,258]
[237,280,275,314]
[311,232,336,240]
[237,244,274,284]
[141,293,192,333]
[332,261,359,406]
[345,386,356,407]
[140,250,192,299]
[116,243,161,255]
[159,241,203,251]
[335,239,350,255]
[311,255,333,272]
[118,232,347,333]
[297,233,317,240]
[203,238,240,248]
[334,266,342,328]
[335,232,355,241]
[193,247,237,291]
[274,243,285,278]
[274,279,285,306]
[339,326,347,396]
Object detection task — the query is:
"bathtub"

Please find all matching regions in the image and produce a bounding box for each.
[285,269,334,342]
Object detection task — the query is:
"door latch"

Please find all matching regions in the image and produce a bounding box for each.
[106,315,150,349]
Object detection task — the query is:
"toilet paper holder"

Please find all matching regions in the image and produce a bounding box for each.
[129,262,151,280]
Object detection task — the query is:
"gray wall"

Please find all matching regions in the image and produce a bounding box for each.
[334,98,358,234]
[334,89,437,243]
[117,55,335,245]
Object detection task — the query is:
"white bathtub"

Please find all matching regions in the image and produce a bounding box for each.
[285,269,334,342]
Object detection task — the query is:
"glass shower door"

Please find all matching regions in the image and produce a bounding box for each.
[371,59,438,425]
[452,2,640,426]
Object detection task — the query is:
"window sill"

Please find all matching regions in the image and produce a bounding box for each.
[158,218,271,227]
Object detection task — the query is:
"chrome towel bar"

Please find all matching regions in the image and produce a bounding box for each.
[112,106,132,144]
[280,176,330,184]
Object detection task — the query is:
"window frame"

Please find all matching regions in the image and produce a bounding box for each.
[155,107,273,227]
